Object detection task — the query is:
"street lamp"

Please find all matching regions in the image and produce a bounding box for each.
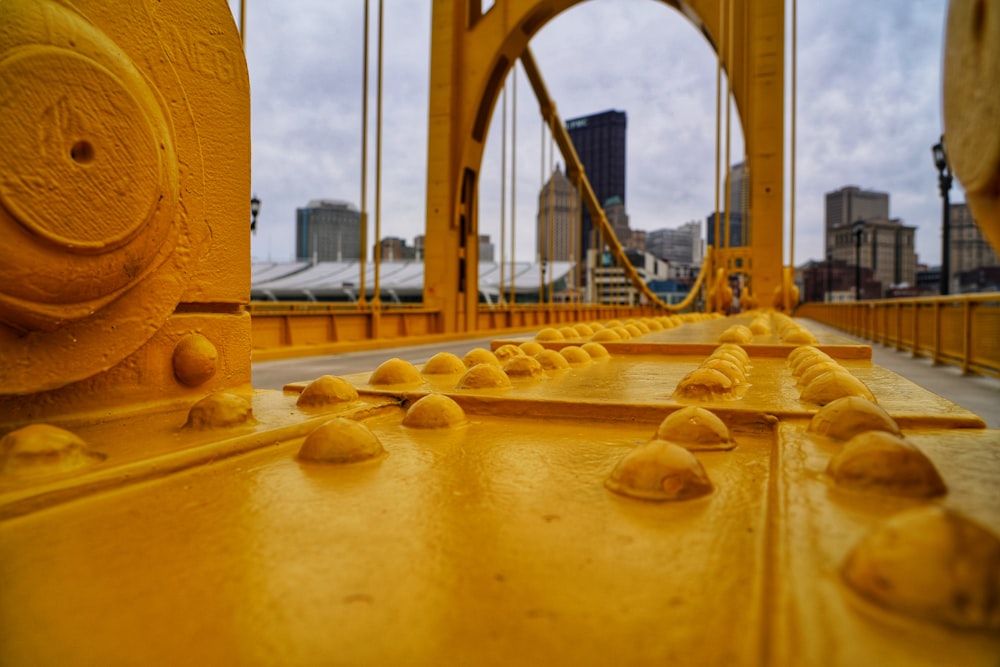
[932,137,952,295]
[853,220,865,301]
[250,194,261,234]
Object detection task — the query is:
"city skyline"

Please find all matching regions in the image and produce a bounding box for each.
[234,0,958,269]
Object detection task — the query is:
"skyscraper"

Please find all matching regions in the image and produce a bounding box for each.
[706,162,748,248]
[566,109,627,257]
[825,186,889,238]
[536,166,578,262]
[296,199,362,261]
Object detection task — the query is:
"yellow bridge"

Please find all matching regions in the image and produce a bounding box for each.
[1,1,999,664]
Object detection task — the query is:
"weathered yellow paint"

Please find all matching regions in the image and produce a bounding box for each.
[4,313,1000,664]
[424,0,785,332]
[944,0,1000,253]
[0,0,251,423]
[3,2,1000,664]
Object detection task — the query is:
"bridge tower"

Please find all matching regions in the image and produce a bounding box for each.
[423,0,786,331]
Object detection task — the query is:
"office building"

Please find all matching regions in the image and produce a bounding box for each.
[647,222,702,265]
[825,186,889,244]
[296,199,362,261]
[706,162,749,248]
[828,217,917,297]
[566,109,627,258]
[536,166,578,262]
[949,203,999,291]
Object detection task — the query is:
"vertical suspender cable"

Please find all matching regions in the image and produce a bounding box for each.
[239,0,247,45]
[510,66,518,305]
[713,0,723,287]
[538,119,545,305]
[790,0,797,270]
[723,0,733,267]
[500,83,507,306]
[547,133,555,304]
[373,0,384,306]
[359,0,370,306]
[571,176,578,304]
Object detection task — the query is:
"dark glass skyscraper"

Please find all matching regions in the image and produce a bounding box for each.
[566,109,626,257]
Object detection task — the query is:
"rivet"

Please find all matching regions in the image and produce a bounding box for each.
[808,396,900,441]
[674,367,735,400]
[559,345,592,366]
[402,394,467,428]
[535,349,570,371]
[456,363,512,389]
[503,355,544,378]
[656,406,735,451]
[581,342,610,359]
[534,327,564,342]
[718,324,754,344]
[493,344,525,362]
[605,440,713,501]
[184,393,254,430]
[800,369,875,405]
[298,418,385,463]
[297,375,359,407]
[842,507,1000,631]
[462,347,501,368]
[518,341,544,356]
[172,333,218,387]
[0,424,104,478]
[827,431,945,497]
[369,358,422,386]
[422,352,466,375]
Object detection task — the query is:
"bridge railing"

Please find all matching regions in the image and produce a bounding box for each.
[247,302,664,360]
[797,293,1000,379]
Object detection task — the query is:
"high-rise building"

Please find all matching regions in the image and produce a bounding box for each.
[536,166,578,262]
[647,222,702,265]
[296,199,362,261]
[949,202,999,289]
[706,163,748,248]
[825,186,889,239]
[823,186,916,297]
[566,110,627,257]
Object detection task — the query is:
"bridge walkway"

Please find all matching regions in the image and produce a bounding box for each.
[253,319,1000,427]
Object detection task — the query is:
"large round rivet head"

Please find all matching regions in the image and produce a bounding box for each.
[0,423,104,478]
[605,440,713,501]
[827,431,946,498]
[403,394,466,428]
[298,418,386,464]
[456,363,512,389]
[184,393,254,430]
[808,396,900,441]
[656,406,734,451]
[369,358,422,386]
[842,507,1000,631]
[297,375,358,408]
[422,352,466,375]
[172,333,218,387]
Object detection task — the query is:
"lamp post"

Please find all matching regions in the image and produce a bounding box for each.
[826,249,833,303]
[250,194,261,234]
[853,220,864,302]
[932,138,952,295]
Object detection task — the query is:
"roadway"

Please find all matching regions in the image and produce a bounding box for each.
[252,325,1000,427]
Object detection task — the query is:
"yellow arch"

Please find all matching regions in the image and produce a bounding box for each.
[424,0,785,331]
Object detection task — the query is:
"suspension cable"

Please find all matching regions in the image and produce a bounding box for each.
[538,117,545,305]
[790,0,797,270]
[510,65,518,305]
[713,0,723,301]
[500,83,507,306]
[547,131,555,304]
[372,0,384,307]
[723,0,733,272]
[358,0,370,306]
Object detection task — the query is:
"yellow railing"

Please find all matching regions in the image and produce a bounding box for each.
[797,293,1000,379]
[247,302,662,359]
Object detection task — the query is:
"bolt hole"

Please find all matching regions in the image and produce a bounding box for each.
[70,140,95,164]
[972,0,986,43]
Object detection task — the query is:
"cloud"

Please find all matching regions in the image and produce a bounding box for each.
[235,0,952,268]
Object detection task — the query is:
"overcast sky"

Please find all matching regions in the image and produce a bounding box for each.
[233,0,953,267]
